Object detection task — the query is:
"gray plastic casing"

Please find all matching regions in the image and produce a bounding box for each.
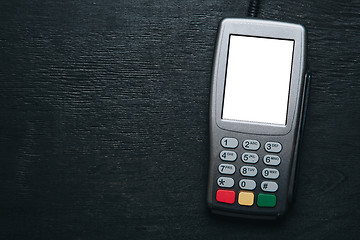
[207,18,308,219]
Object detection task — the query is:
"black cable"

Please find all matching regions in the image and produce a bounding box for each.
[247,0,260,17]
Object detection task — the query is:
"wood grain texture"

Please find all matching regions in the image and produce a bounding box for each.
[0,0,359,239]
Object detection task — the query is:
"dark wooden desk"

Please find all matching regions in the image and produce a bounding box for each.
[1,0,359,239]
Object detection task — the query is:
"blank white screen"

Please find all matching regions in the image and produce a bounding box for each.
[222,35,294,125]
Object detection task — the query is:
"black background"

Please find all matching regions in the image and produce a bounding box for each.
[1,0,359,239]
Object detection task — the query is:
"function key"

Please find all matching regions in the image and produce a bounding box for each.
[220,150,237,162]
[261,181,278,192]
[221,137,239,149]
[217,177,234,188]
[257,193,276,207]
[262,168,280,179]
[216,190,235,204]
[241,152,259,164]
[263,155,281,166]
[264,142,282,153]
[218,164,236,175]
[239,179,256,190]
[240,166,257,177]
[243,139,260,150]
[238,191,254,206]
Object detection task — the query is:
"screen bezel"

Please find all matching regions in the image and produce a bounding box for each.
[214,19,306,135]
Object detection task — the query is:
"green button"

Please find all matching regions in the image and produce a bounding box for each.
[257,193,276,207]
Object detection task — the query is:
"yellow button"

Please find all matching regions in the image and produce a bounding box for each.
[238,191,254,206]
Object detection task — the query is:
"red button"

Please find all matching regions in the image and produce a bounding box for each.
[216,190,235,204]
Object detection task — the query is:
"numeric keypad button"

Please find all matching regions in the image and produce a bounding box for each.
[239,179,256,190]
[221,137,239,149]
[261,181,278,192]
[242,140,260,150]
[241,153,259,164]
[240,166,258,177]
[216,190,235,204]
[263,155,281,166]
[218,164,236,175]
[217,177,234,188]
[220,150,237,162]
[264,142,282,153]
[262,168,280,179]
[238,191,254,206]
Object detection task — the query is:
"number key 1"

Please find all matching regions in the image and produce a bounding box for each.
[221,137,239,148]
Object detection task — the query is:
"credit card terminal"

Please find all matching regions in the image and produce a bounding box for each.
[207,18,309,219]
